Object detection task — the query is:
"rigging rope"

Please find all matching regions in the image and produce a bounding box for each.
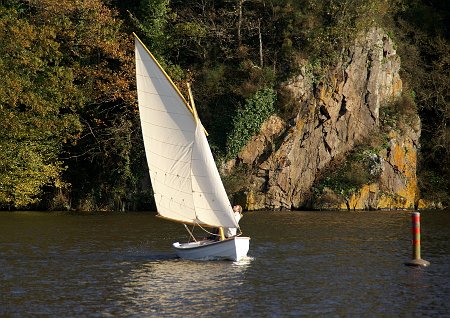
[195,222,220,237]
[183,222,243,241]
[183,224,197,242]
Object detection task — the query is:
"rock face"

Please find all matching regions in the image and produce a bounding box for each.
[225,28,420,210]
[339,127,420,210]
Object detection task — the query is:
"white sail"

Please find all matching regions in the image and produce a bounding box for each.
[134,35,238,229]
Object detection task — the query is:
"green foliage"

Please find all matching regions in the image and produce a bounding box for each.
[418,169,449,206]
[313,143,385,200]
[129,0,172,56]
[238,64,277,97]
[304,59,326,85]
[175,21,207,38]
[226,88,277,159]
[200,64,227,97]
[301,0,398,68]
[0,0,447,210]
[0,1,140,210]
[0,6,83,208]
[379,94,418,133]
[222,165,251,195]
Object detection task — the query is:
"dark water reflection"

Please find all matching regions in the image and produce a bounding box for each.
[0,211,449,317]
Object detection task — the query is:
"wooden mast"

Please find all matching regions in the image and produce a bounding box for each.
[187,82,198,122]
[186,82,208,136]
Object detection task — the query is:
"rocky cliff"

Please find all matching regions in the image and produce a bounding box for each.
[224,28,421,210]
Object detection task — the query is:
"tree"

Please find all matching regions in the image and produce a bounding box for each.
[0,5,82,208]
[0,0,138,210]
[128,0,172,57]
[394,0,450,204]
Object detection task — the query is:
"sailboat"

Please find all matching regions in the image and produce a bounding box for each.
[134,34,250,261]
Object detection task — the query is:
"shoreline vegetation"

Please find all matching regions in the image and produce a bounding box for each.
[0,1,448,212]
[1,208,448,215]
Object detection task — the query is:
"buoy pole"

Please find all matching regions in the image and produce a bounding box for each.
[405,212,430,267]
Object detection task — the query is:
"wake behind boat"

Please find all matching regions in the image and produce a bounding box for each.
[134,33,250,261]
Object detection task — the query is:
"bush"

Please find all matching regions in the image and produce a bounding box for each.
[379,94,418,133]
[313,143,384,200]
[226,88,277,159]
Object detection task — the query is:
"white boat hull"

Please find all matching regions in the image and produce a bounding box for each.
[173,237,250,261]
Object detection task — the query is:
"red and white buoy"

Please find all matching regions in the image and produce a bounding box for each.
[405,212,430,267]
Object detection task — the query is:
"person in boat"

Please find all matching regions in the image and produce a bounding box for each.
[206,205,243,240]
[224,205,243,238]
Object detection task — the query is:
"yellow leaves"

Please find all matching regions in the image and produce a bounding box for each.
[0,0,134,209]
[94,118,104,126]
[8,23,35,50]
[175,21,207,38]
[0,143,64,207]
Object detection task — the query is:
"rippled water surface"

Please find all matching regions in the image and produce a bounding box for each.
[1,211,449,317]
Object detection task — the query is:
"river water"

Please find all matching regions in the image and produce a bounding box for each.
[0,210,449,317]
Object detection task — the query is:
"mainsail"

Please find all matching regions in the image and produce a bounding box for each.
[134,35,238,229]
